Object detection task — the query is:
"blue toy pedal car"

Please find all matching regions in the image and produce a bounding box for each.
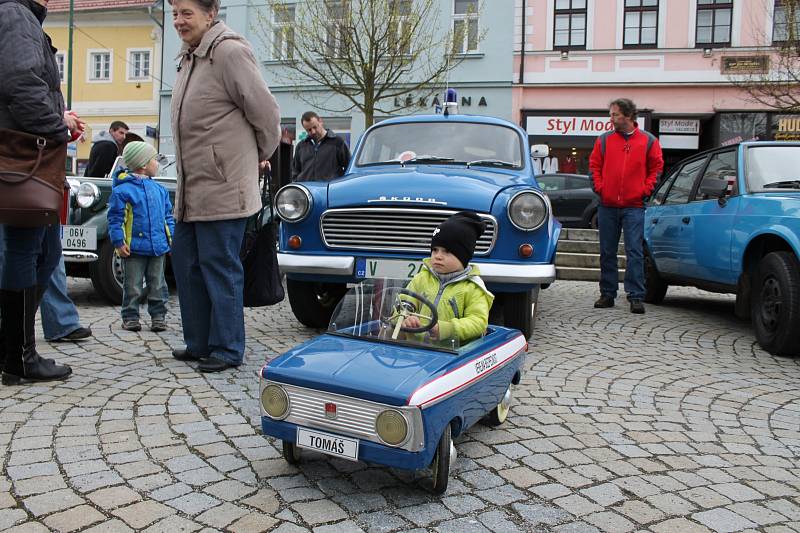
[259,279,526,493]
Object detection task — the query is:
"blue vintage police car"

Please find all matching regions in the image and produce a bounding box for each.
[260,279,527,493]
[274,113,560,339]
[644,141,800,356]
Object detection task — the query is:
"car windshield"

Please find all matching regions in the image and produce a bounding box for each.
[356,121,524,169]
[747,145,800,191]
[328,279,460,352]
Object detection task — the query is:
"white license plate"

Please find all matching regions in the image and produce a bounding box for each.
[296,428,359,461]
[361,258,424,279]
[61,225,97,250]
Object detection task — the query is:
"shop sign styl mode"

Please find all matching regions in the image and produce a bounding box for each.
[527,116,618,137]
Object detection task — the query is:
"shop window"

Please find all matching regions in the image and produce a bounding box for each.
[696,0,732,47]
[281,119,297,144]
[773,0,800,43]
[321,117,352,147]
[453,0,479,54]
[694,150,738,200]
[718,113,768,146]
[624,0,658,48]
[272,4,295,60]
[554,0,586,50]
[663,157,706,204]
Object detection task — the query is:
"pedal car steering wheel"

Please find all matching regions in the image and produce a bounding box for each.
[378,287,438,338]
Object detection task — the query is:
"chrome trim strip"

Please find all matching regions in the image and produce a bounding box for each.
[62,251,98,263]
[476,263,556,284]
[277,254,355,275]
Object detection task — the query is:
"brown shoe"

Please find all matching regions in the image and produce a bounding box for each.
[594,295,614,308]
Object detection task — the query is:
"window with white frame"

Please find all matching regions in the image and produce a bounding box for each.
[773,0,799,43]
[554,0,587,49]
[624,0,659,47]
[55,53,65,83]
[88,51,111,81]
[128,49,151,81]
[389,0,412,55]
[696,0,732,47]
[452,0,479,54]
[272,4,295,60]
[326,0,350,57]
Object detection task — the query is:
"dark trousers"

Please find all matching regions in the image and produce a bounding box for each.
[171,219,247,365]
[1,224,62,290]
[598,206,645,300]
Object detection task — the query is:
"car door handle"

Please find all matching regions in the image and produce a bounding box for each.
[651,218,658,224]
[681,216,690,224]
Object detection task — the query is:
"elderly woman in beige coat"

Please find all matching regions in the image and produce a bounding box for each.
[168,0,280,372]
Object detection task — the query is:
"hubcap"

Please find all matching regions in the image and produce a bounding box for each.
[496,386,512,422]
[759,276,782,332]
[112,254,124,289]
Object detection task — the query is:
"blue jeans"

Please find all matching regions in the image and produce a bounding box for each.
[121,254,168,321]
[40,256,83,340]
[0,224,62,290]
[598,205,645,300]
[171,219,247,365]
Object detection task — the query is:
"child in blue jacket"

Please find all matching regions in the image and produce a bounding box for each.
[107,142,175,332]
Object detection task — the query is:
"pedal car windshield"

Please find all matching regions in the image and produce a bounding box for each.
[327,279,460,352]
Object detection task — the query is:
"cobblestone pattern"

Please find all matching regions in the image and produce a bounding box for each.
[0,279,798,532]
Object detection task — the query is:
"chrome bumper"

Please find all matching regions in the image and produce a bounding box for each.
[277,253,556,284]
[63,251,98,263]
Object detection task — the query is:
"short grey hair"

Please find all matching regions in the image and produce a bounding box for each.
[168,0,219,15]
[610,98,637,120]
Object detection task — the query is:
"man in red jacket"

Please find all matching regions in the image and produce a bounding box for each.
[589,98,663,314]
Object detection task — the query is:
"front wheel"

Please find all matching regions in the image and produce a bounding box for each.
[503,286,539,339]
[751,252,800,356]
[286,279,347,328]
[429,424,452,495]
[89,239,123,305]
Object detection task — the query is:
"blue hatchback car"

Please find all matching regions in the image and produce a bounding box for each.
[644,141,800,356]
[274,113,560,339]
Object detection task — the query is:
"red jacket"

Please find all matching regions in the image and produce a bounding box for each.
[589,126,663,208]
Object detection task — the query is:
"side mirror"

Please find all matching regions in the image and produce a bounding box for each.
[530,144,549,158]
[699,177,728,198]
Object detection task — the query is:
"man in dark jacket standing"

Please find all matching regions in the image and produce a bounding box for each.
[84,120,129,177]
[589,98,663,314]
[291,111,351,181]
[0,0,80,384]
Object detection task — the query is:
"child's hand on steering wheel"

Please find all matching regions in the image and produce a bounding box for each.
[403,316,422,329]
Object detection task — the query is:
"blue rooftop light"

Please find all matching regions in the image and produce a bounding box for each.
[443,88,458,116]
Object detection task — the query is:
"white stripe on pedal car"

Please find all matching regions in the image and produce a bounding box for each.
[407,335,526,408]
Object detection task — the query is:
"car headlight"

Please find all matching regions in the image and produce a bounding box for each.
[508,190,548,231]
[275,185,312,222]
[261,384,289,419]
[375,409,408,446]
[76,182,100,209]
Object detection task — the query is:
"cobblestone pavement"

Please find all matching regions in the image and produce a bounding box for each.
[1,278,799,533]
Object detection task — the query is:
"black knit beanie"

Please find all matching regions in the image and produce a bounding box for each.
[430,211,485,268]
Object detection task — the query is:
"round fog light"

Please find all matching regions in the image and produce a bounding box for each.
[261,384,289,419]
[519,244,533,258]
[375,409,408,446]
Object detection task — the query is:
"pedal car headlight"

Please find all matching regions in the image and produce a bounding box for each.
[375,409,408,446]
[76,182,100,208]
[508,190,548,231]
[261,384,289,419]
[275,185,312,222]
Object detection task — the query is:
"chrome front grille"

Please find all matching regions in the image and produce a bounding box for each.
[264,381,424,452]
[320,208,497,254]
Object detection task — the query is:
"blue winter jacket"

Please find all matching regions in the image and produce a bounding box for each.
[107,168,175,257]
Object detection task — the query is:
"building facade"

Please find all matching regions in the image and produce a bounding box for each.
[46,0,163,174]
[158,0,515,156]
[513,0,800,173]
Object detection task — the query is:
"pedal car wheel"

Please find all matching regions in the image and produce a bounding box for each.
[430,424,451,494]
[484,385,512,426]
[282,440,301,465]
[751,252,800,356]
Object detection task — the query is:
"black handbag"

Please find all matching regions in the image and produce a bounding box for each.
[240,170,285,307]
[0,129,67,227]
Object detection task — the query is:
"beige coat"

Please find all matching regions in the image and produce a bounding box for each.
[170,22,280,222]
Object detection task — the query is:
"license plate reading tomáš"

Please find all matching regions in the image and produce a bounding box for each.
[296,428,359,461]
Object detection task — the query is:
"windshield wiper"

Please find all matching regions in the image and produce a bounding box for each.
[402,156,456,166]
[358,160,404,167]
[763,180,800,189]
[467,159,516,168]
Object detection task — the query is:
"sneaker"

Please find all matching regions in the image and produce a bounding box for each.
[629,299,645,314]
[151,318,167,332]
[594,295,614,308]
[52,326,92,342]
[122,320,142,331]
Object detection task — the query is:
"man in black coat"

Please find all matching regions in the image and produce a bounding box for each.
[84,120,129,177]
[291,111,351,182]
[0,0,79,384]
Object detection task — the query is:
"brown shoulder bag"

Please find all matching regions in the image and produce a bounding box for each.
[0,128,67,227]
